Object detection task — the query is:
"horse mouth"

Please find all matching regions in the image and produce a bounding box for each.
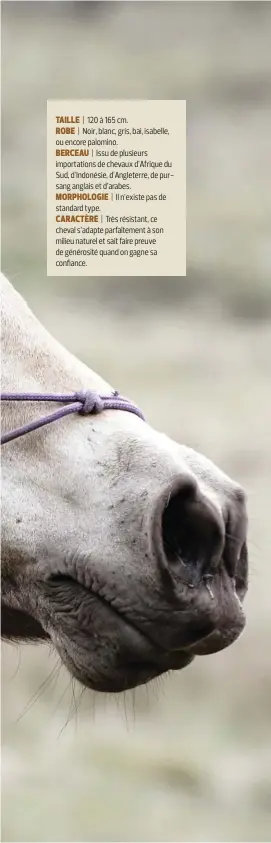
[43,574,196,691]
[42,568,245,693]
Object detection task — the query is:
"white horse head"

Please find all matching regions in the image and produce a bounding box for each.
[1,272,248,692]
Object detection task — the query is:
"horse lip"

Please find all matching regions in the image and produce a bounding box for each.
[44,573,165,662]
[44,574,197,688]
[184,586,246,655]
[44,573,217,664]
[187,614,246,655]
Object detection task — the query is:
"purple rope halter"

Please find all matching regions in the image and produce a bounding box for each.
[0,390,145,445]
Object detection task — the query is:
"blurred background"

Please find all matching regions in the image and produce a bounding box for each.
[1,2,271,841]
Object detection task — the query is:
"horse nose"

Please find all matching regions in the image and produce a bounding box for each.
[157,478,225,584]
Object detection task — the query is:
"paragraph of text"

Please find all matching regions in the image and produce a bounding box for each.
[47,99,186,276]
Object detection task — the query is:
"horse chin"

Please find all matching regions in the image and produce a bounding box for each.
[53,639,195,694]
[49,628,196,694]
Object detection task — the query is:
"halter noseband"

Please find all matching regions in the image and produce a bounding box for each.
[0,390,145,445]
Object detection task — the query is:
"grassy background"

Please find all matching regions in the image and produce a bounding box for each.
[1,3,271,841]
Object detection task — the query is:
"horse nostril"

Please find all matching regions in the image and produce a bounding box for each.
[223,507,248,582]
[161,483,225,582]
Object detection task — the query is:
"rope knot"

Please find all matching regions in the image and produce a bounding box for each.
[75,390,104,415]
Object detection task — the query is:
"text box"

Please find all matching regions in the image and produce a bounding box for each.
[47,99,186,276]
